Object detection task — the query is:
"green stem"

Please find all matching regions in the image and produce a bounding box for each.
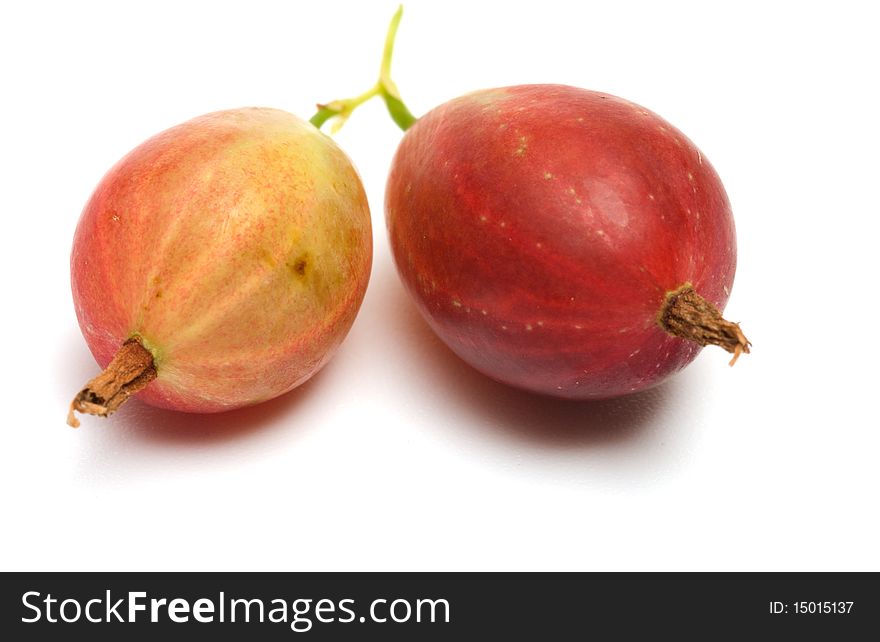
[309,5,417,133]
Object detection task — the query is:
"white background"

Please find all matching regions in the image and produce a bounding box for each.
[1,0,878,571]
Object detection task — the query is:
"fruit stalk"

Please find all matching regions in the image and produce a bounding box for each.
[310,5,416,133]
[660,286,751,365]
[68,338,156,427]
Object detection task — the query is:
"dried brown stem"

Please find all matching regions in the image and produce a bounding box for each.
[659,286,751,366]
[67,338,157,427]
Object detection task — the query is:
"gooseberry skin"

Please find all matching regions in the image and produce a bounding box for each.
[385,85,736,399]
[72,108,372,413]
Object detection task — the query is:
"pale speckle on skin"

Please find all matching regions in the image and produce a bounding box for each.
[515,136,528,156]
[697,150,703,165]
[543,171,553,179]
[479,215,487,222]
[537,321,544,327]
[557,386,563,390]
[723,285,730,295]
[481,309,488,315]
[577,117,584,122]
[452,299,462,307]
[501,325,508,330]
[597,229,605,237]
[499,123,508,130]
[111,215,120,222]
[500,221,507,228]
[536,242,543,249]
[648,193,655,201]
[574,324,583,330]
[629,349,641,358]
[687,172,694,182]
[525,324,533,331]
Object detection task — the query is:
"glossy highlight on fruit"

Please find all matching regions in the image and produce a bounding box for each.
[69,108,372,425]
[385,84,748,399]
